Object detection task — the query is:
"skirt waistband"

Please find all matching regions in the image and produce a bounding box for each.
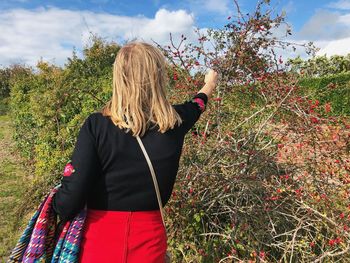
[86,208,163,223]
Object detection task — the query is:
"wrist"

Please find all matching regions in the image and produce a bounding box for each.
[204,81,216,89]
[201,82,215,98]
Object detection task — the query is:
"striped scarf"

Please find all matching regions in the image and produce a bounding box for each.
[7,186,86,263]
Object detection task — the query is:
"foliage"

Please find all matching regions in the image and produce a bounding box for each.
[4,0,350,262]
[8,37,121,202]
[0,68,11,98]
[288,54,350,77]
[298,72,350,117]
[153,0,350,261]
[0,114,31,262]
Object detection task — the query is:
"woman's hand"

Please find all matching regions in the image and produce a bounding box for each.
[198,69,219,99]
[205,69,219,87]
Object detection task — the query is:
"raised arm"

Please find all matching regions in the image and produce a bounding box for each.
[173,69,218,135]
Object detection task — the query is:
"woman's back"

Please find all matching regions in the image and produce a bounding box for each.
[52,92,208,221]
[87,93,208,212]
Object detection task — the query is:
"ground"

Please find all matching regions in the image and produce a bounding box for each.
[0,108,33,261]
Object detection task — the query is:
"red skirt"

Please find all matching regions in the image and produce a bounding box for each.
[79,209,168,263]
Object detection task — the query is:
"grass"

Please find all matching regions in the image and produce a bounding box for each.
[0,103,34,261]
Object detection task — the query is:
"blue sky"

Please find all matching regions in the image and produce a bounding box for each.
[1,0,350,67]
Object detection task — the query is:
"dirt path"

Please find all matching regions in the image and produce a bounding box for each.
[0,112,32,261]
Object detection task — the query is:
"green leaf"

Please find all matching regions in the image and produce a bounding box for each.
[194,213,201,222]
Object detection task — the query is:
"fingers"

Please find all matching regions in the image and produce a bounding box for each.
[205,69,219,86]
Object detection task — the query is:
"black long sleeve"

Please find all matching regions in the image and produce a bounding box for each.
[52,114,102,222]
[52,92,208,222]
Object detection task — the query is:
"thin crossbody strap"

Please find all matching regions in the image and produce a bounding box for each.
[136,135,167,232]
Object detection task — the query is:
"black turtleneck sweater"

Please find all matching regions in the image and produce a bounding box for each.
[52,92,208,222]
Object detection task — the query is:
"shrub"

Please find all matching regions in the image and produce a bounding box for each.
[153,0,349,261]
[297,72,350,116]
[6,1,350,261]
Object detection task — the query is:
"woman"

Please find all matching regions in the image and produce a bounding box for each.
[52,41,218,263]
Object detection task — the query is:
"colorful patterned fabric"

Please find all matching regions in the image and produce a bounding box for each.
[7,186,86,263]
[51,209,86,263]
[6,196,47,263]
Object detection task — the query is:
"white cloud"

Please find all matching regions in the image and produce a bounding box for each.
[327,0,350,10]
[338,12,350,23]
[295,9,350,41]
[0,7,198,67]
[316,38,350,56]
[289,6,350,57]
[137,9,196,43]
[278,36,350,61]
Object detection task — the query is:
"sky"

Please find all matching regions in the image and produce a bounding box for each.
[1,0,350,67]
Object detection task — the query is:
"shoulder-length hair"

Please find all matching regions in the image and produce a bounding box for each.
[100,41,183,137]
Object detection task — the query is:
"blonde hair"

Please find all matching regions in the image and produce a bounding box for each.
[100,41,183,137]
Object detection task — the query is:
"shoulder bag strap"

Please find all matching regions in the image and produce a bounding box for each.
[135,135,167,232]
